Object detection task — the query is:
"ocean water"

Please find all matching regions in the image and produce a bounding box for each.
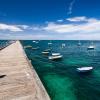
[0,40,10,48]
[21,40,100,100]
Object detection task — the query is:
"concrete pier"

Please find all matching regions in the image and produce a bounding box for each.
[0,41,50,100]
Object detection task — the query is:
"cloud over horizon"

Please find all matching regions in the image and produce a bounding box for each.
[0,23,25,32]
[43,16,100,33]
[0,16,100,40]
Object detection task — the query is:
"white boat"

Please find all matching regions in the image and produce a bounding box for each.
[48,42,52,45]
[42,48,51,54]
[49,55,63,60]
[62,43,66,48]
[49,53,63,60]
[77,41,81,46]
[24,45,32,49]
[87,42,95,50]
[52,53,60,56]
[42,51,49,54]
[48,41,52,45]
[87,45,95,50]
[33,41,36,43]
[77,67,93,72]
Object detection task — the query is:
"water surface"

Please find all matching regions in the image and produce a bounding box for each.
[21,40,100,100]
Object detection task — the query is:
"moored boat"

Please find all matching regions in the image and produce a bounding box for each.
[49,53,63,60]
[24,45,32,49]
[52,53,60,56]
[87,42,95,50]
[42,49,51,54]
[48,42,52,45]
[62,43,66,48]
[42,51,49,54]
[33,41,36,43]
[77,67,93,72]
[87,45,95,50]
[49,55,63,60]
[48,41,52,45]
[77,41,81,46]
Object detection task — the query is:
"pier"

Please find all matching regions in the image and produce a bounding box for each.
[0,41,50,100]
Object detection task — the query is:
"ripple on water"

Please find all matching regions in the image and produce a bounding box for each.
[63,56,91,66]
[43,73,77,100]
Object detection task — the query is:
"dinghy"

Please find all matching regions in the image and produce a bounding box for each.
[49,53,63,60]
[77,67,93,72]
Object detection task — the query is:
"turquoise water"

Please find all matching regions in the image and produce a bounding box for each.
[0,40,10,48]
[21,40,100,100]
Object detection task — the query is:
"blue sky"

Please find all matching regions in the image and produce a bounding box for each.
[0,0,100,40]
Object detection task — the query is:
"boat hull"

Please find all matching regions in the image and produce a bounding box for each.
[42,52,49,54]
[77,67,93,73]
[87,48,94,50]
[49,55,63,60]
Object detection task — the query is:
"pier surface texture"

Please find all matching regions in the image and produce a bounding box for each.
[0,41,50,100]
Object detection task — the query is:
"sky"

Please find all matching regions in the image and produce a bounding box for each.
[0,0,100,40]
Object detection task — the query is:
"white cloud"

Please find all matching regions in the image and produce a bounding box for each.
[0,16,100,40]
[42,17,100,34]
[67,0,76,15]
[43,22,77,33]
[67,16,87,22]
[67,16,98,22]
[0,23,23,32]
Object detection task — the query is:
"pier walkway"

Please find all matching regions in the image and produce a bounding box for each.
[0,41,50,100]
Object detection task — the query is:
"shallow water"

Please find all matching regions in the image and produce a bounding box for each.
[21,40,100,100]
[0,40,9,48]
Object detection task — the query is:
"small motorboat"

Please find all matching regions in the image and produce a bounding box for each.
[48,41,52,45]
[87,41,95,50]
[48,42,52,45]
[24,45,32,49]
[42,51,49,54]
[49,55,63,60]
[77,41,81,46]
[33,41,36,43]
[52,53,60,56]
[62,43,66,48]
[77,67,93,72]
[87,45,95,50]
[49,53,63,60]
[42,49,51,54]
